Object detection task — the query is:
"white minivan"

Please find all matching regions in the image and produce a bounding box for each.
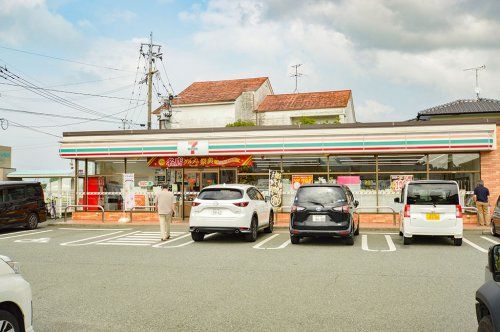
[395,180,463,246]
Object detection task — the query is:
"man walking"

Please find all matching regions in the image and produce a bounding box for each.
[474,180,490,226]
[156,184,176,241]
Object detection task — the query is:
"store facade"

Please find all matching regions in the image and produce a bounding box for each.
[59,119,498,221]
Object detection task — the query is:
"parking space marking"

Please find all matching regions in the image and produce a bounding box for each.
[266,239,291,250]
[57,228,133,231]
[152,233,191,248]
[60,230,131,246]
[0,229,52,240]
[97,231,187,246]
[480,236,500,245]
[361,234,396,252]
[463,238,488,253]
[156,233,217,249]
[253,234,280,249]
[14,237,50,243]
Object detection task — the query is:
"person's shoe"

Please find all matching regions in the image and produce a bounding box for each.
[161,238,167,241]
[166,236,171,240]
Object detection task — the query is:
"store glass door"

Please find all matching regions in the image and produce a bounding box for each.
[183,170,219,218]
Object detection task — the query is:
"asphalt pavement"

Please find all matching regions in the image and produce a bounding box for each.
[0,223,494,331]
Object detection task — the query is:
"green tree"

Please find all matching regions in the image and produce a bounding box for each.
[226,120,255,127]
[296,116,317,125]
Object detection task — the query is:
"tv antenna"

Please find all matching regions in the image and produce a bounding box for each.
[290,64,303,93]
[463,65,486,99]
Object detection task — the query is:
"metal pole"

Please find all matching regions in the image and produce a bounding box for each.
[147,32,153,130]
[73,159,78,209]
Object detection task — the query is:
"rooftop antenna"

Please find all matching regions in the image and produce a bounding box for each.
[463,65,486,100]
[290,64,303,93]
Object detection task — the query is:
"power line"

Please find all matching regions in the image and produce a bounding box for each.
[0,82,144,101]
[0,44,135,72]
[0,106,122,124]
[7,119,61,138]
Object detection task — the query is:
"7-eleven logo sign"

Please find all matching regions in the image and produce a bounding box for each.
[177,141,209,156]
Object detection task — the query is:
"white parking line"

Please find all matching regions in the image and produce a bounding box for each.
[463,238,488,253]
[60,230,129,246]
[155,233,217,249]
[152,233,192,248]
[266,240,291,250]
[0,230,52,240]
[253,234,280,249]
[57,228,133,231]
[481,236,500,245]
[361,234,396,252]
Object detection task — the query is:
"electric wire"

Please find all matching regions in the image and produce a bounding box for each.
[125,52,143,120]
[159,57,175,95]
[7,119,62,138]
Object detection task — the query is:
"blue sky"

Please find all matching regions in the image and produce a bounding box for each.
[1,0,499,169]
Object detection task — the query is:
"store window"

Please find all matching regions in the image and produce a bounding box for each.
[378,154,427,173]
[428,153,480,171]
[329,155,376,173]
[240,156,281,173]
[282,155,327,173]
[237,174,269,192]
[96,160,125,175]
[429,173,479,192]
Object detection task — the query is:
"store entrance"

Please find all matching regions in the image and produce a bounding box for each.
[183,170,219,218]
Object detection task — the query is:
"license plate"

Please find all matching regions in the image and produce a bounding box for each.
[211,209,222,215]
[312,215,326,222]
[426,213,440,221]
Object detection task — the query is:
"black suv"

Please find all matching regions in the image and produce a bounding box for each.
[290,184,359,245]
[476,244,500,332]
[0,181,47,230]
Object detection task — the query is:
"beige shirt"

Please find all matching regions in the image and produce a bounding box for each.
[156,190,175,215]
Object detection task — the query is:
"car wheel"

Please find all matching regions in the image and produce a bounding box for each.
[399,231,403,236]
[25,213,39,230]
[453,237,462,246]
[0,309,20,332]
[264,211,274,233]
[290,235,300,244]
[478,315,494,332]
[491,223,498,237]
[344,236,354,246]
[191,232,205,242]
[244,217,258,242]
[403,236,411,245]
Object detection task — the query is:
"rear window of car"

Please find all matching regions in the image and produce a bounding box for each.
[295,186,347,206]
[198,188,243,200]
[407,183,459,205]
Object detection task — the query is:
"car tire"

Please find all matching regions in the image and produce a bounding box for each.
[403,236,411,245]
[399,231,403,236]
[244,217,258,242]
[290,235,300,244]
[191,232,205,242]
[344,236,354,246]
[264,211,274,233]
[491,223,498,237]
[478,315,494,332]
[0,309,20,332]
[25,213,39,230]
[453,237,462,246]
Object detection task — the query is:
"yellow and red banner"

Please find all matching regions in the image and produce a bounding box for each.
[291,175,314,190]
[147,156,253,168]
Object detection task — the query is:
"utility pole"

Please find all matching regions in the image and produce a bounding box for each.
[463,65,486,100]
[141,32,162,130]
[290,64,303,93]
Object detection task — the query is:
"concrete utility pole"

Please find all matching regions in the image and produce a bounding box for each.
[290,64,303,93]
[463,65,486,100]
[141,32,162,130]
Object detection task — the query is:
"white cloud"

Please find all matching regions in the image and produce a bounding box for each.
[100,10,137,24]
[356,100,401,122]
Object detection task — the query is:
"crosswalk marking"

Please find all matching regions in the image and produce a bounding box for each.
[60,230,129,246]
[463,238,488,253]
[99,231,186,246]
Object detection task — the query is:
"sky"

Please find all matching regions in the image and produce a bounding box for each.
[0,0,499,170]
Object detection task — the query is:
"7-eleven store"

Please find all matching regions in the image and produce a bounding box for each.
[59,119,499,224]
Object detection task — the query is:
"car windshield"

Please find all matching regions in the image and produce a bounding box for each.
[197,188,243,200]
[407,183,459,205]
[295,186,347,206]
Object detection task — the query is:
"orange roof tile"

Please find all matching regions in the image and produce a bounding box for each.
[172,77,268,106]
[256,90,351,112]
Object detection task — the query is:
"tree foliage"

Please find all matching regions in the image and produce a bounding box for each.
[226,120,256,127]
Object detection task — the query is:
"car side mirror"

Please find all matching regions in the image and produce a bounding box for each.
[394,197,400,203]
[488,244,500,282]
[354,200,359,208]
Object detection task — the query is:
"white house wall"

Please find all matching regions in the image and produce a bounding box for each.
[259,107,347,126]
[170,102,235,129]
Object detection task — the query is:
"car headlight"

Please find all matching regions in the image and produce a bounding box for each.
[6,260,21,274]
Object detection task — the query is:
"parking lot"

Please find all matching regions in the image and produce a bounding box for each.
[0,224,495,331]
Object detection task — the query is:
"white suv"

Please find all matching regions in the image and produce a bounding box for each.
[189,184,274,242]
[0,255,34,332]
[395,180,463,246]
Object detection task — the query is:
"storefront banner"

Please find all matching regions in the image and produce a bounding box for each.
[390,175,413,191]
[337,176,361,185]
[134,194,146,207]
[147,156,253,168]
[291,175,313,190]
[123,173,135,211]
[269,170,283,208]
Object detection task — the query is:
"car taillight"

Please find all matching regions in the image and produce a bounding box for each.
[404,204,411,218]
[191,202,201,207]
[233,202,249,207]
[333,205,350,213]
[290,205,306,213]
[456,204,463,218]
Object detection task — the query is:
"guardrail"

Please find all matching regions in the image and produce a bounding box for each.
[464,206,478,214]
[64,205,105,223]
[129,206,156,222]
[354,206,398,226]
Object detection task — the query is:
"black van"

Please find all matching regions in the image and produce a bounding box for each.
[0,181,47,230]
